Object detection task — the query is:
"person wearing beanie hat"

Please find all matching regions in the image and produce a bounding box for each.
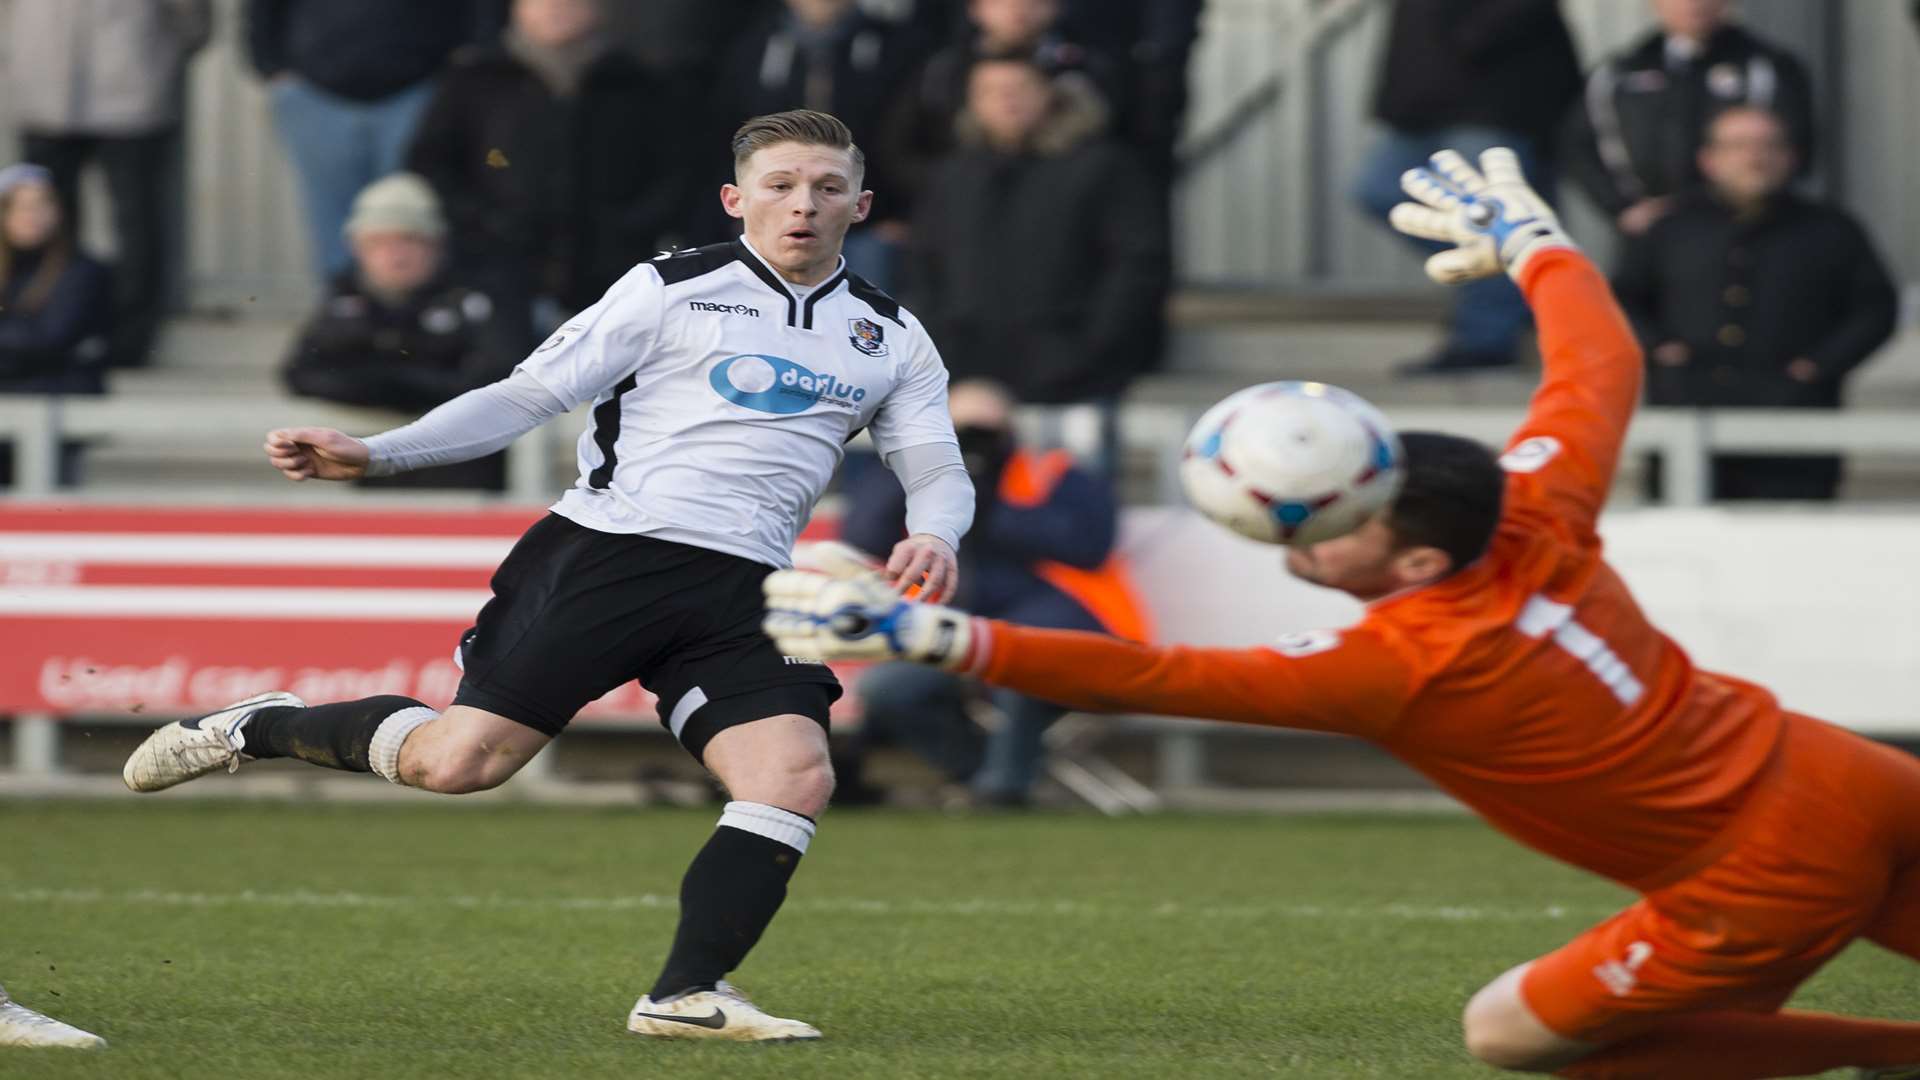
[278,173,516,490]
[343,173,447,241]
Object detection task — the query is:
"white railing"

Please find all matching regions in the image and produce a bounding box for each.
[5,395,1917,508]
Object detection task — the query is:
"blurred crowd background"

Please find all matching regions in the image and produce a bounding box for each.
[5,0,1920,801]
[3,1,1918,489]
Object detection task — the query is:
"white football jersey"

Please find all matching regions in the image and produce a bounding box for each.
[518,237,958,568]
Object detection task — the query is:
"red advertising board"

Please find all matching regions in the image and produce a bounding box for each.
[0,504,847,720]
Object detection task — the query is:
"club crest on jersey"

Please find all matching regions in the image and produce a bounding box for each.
[710,353,868,414]
[848,317,888,356]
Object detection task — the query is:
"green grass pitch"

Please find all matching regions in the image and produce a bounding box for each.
[4,800,1916,1078]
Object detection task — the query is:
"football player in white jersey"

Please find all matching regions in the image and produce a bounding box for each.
[123,111,975,1042]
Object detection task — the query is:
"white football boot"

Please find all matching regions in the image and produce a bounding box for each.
[627,981,821,1042]
[122,691,304,793]
[0,984,106,1048]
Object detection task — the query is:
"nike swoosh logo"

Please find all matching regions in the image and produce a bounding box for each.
[633,1008,726,1030]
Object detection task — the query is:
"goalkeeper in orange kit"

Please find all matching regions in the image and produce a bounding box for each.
[764,149,1920,1078]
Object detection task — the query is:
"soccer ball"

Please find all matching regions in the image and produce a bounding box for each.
[1179,381,1404,546]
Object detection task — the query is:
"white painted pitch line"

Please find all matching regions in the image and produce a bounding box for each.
[0,888,1613,923]
[0,534,514,567]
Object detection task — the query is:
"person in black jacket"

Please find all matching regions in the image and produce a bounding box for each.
[282,174,515,490]
[0,164,111,486]
[1565,0,1815,240]
[880,0,1125,231]
[1613,107,1894,501]
[248,0,504,279]
[406,0,701,350]
[1351,0,1581,374]
[910,53,1168,408]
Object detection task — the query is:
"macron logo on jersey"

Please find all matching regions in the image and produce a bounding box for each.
[710,354,869,415]
[689,300,761,318]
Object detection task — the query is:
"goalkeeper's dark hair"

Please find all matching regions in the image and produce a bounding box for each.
[1384,432,1505,574]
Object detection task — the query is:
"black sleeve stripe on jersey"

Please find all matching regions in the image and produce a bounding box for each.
[801,267,851,330]
[847,274,907,329]
[730,238,801,326]
[652,241,743,287]
[587,370,641,490]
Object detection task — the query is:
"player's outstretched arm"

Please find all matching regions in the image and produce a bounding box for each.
[1391,147,1642,527]
[263,427,369,482]
[763,570,1406,735]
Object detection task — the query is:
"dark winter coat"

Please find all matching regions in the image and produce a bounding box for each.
[246,0,500,102]
[1612,191,1895,409]
[282,272,514,413]
[1372,0,1581,144]
[1564,24,1815,217]
[0,250,111,394]
[406,44,700,311]
[909,87,1169,405]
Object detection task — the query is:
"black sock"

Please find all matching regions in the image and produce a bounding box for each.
[242,695,428,773]
[650,805,814,999]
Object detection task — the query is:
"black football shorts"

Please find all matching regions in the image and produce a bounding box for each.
[452,514,840,759]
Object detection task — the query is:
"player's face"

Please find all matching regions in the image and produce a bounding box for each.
[1284,516,1445,602]
[2,181,61,250]
[724,142,873,285]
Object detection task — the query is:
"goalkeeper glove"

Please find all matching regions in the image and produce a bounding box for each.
[763,568,980,670]
[1390,147,1577,284]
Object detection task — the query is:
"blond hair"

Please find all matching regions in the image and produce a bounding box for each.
[731,110,866,182]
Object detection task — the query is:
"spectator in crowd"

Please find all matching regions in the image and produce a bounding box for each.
[837,380,1148,807]
[1612,106,1895,501]
[882,0,1125,210]
[1564,0,1815,239]
[910,54,1168,410]
[0,165,112,486]
[248,0,503,280]
[281,174,516,491]
[1351,0,1581,375]
[1057,0,1204,178]
[5,0,210,370]
[597,0,779,79]
[714,0,932,285]
[407,0,700,350]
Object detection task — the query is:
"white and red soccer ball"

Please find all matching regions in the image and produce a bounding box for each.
[1179,381,1405,547]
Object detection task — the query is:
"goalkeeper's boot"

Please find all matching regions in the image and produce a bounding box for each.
[121,691,304,792]
[627,981,821,1042]
[0,984,106,1048]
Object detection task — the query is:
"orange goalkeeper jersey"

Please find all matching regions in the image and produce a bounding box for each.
[967,250,1787,891]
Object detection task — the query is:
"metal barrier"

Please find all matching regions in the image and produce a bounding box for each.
[5,395,1918,507]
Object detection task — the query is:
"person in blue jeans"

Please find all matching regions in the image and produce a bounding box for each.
[1352,0,1581,374]
[836,380,1149,806]
[247,0,502,280]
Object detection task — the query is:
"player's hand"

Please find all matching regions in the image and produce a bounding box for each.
[763,568,979,669]
[264,427,370,482]
[885,533,958,603]
[1389,148,1577,284]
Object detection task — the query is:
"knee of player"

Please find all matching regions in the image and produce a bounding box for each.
[408,745,513,794]
[740,753,835,818]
